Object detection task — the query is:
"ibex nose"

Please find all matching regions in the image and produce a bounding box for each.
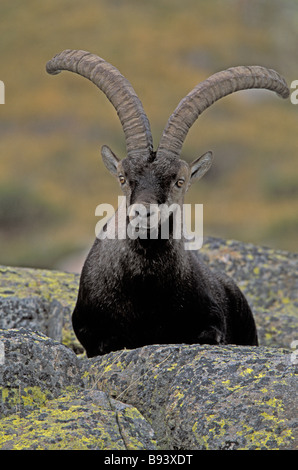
[128,203,152,221]
[128,203,160,229]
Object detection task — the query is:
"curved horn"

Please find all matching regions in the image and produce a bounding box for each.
[157,66,289,159]
[46,49,153,159]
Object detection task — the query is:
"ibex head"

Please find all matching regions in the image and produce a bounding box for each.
[100,144,212,232]
[46,50,289,235]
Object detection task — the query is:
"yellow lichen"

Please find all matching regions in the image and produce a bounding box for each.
[239,368,254,376]
[1,390,151,450]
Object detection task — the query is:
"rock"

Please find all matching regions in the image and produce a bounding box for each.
[0,237,297,449]
[0,328,82,418]
[200,238,298,349]
[0,265,81,353]
[82,344,297,450]
[0,329,157,450]
[1,389,157,450]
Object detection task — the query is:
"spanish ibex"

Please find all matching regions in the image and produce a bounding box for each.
[47,50,289,357]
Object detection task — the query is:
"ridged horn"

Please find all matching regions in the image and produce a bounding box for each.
[157,66,289,159]
[46,49,153,159]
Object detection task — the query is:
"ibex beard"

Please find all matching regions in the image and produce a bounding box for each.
[95,196,204,251]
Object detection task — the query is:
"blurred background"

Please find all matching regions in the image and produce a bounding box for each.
[0,0,297,273]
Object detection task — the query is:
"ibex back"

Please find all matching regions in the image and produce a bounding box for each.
[47,50,289,357]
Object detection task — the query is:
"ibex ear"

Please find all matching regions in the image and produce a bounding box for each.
[189,151,213,184]
[101,145,120,177]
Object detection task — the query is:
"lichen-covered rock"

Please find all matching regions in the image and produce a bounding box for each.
[200,238,298,348]
[0,389,157,450]
[0,328,82,418]
[0,329,157,450]
[82,344,298,450]
[0,329,297,450]
[0,265,80,352]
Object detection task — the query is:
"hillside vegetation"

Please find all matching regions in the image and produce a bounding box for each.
[0,0,297,269]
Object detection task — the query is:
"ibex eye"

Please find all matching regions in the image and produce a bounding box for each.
[119,175,126,185]
[176,179,184,188]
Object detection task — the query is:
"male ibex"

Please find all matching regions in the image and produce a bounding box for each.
[47,50,289,357]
